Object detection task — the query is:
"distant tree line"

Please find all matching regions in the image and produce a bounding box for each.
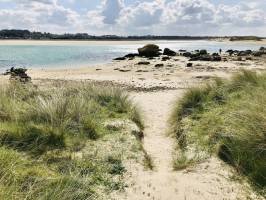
[0,29,264,41]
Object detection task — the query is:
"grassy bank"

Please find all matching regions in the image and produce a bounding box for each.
[169,70,266,194]
[0,81,144,199]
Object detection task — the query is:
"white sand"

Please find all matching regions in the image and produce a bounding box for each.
[113,90,257,200]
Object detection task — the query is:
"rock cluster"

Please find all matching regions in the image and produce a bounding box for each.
[226,47,266,57]
[113,44,177,60]
[3,67,31,82]
[181,49,222,62]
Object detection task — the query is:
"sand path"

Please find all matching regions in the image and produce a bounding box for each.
[114,90,257,200]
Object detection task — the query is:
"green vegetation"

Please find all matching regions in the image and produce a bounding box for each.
[169,70,266,194]
[0,81,144,199]
[229,36,262,41]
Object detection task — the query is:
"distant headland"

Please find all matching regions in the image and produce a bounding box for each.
[0,29,264,41]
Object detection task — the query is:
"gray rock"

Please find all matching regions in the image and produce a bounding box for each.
[163,48,176,56]
[138,61,150,65]
[138,44,162,57]
[186,63,193,67]
[113,57,126,61]
[155,63,164,68]
[162,56,170,61]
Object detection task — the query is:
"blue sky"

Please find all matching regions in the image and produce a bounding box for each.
[0,0,265,36]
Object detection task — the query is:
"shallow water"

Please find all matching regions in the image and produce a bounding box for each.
[0,40,263,72]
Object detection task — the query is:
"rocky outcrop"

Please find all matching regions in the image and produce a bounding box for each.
[163,48,176,56]
[4,67,31,83]
[180,49,221,62]
[138,44,162,57]
[252,51,264,57]
[189,55,222,62]
[226,48,266,57]
[113,57,126,61]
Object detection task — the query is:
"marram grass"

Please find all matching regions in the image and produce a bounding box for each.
[169,70,266,194]
[0,81,144,199]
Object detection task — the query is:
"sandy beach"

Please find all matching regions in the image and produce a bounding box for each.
[27,52,266,90]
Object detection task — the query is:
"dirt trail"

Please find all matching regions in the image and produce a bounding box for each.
[114,90,256,200]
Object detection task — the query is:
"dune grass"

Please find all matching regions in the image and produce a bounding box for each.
[0,81,144,199]
[169,70,266,194]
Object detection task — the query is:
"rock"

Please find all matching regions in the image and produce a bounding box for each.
[118,69,131,72]
[154,64,164,68]
[124,53,139,58]
[163,48,176,56]
[136,70,149,72]
[162,56,170,61]
[138,44,162,57]
[182,52,192,57]
[138,61,150,65]
[199,49,208,55]
[189,55,221,62]
[252,51,263,57]
[186,63,193,67]
[226,49,235,56]
[259,47,266,54]
[4,67,31,83]
[212,56,222,61]
[113,57,126,61]
[237,57,242,61]
[237,50,252,56]
[194,75,212,80]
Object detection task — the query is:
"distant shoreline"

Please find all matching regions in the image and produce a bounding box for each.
[0,38,266,46]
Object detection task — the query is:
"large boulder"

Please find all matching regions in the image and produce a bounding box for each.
[163,48,176,56]
[138,44,161,57]
[199,49,208,55]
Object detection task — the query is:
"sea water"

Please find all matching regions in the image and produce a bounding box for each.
[0,40,263,72]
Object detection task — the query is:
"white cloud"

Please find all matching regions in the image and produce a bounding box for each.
[0,0,265,35]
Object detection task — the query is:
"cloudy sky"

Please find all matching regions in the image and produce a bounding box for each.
[0,0,265,36]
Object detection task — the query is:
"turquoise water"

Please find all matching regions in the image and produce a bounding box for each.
[0,40,263,72]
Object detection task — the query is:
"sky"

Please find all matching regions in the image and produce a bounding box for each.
[0,0,265,36]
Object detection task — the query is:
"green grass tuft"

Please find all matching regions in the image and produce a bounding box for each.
[0,81,144,199]
[170,70,266,194]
